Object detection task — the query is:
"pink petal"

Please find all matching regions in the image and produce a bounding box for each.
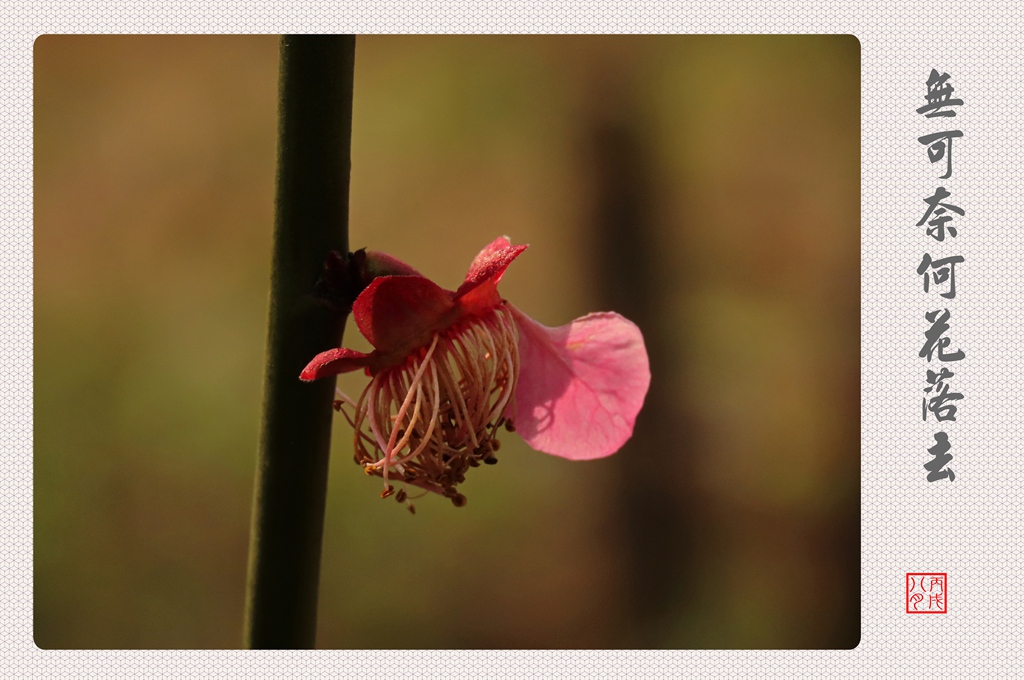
[509,306,650,460]
[300,347,375,381]
[353,275,457,354]
[453,237,528,307]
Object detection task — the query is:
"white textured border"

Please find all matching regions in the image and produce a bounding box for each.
[6,2,1023,678]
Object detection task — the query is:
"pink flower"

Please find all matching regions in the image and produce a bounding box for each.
[300,236,650,509]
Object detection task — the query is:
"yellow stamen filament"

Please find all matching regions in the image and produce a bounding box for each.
[379,334,439,485]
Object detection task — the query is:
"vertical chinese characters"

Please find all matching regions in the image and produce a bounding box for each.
[916,69,964,482]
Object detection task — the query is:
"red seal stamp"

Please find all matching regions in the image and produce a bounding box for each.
[906,572,947,613]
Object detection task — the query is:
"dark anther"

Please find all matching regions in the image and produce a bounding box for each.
[504,420,516,432]
[395,489,407,503]
[408,503,416,515]
[380,484,395,499]
[491,440,501,451]
[451,493,467,508]
[484,456,498,465]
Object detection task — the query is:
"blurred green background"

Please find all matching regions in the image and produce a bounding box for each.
[34,35,860,649]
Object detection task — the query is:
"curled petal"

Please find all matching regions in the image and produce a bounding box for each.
[510,307,650,460]
[361,249,422,278]
[454,237,528,312]
[353,275,457,354]
[300,347,375,381]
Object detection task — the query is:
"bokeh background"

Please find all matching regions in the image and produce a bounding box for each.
[34,35,860,649]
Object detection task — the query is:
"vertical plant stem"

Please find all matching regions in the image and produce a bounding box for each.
[244,34,356,650]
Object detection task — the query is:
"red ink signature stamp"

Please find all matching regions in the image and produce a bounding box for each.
[906,572,947,613]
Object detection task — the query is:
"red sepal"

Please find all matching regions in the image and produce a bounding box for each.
[299,347,375,381]
[453,236,528,314]
[353,275,457,354]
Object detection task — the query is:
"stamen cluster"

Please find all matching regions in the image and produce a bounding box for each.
[335,303,519,511]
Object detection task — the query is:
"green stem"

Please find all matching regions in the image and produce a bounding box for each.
[244,34,356,649]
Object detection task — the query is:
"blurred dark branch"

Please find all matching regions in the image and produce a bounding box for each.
[244,35,355,649]
[584,74,699,647]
